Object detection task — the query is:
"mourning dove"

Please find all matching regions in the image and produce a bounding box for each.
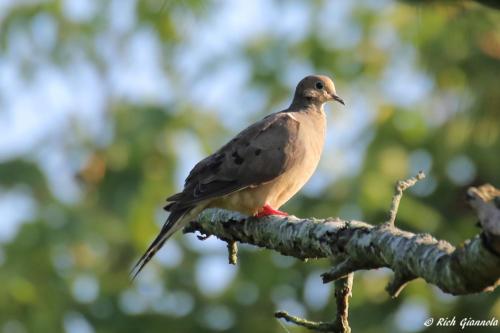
[131,75,344,278]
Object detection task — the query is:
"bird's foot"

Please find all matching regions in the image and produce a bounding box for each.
[254,204,289,217]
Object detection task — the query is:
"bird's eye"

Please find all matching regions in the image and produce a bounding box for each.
[315,81,324,90]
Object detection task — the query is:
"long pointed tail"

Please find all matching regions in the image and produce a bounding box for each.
[130,209,189,280]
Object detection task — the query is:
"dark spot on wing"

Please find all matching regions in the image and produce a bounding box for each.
[255,149,261,156]
[231,151,244,165]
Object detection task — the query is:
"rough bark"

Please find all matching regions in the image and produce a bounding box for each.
[186,207,500,296]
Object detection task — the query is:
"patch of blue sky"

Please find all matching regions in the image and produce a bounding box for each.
[303,270,333,311]
[108,27,173,104]
[195,254,238,297]
[393,297,430,333]
[62,0,98,23]
[0,186,37,243]
[381,45,434,108]
[107,0,137,34]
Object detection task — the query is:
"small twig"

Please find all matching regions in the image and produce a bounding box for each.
[386,270,416,298]
[227,241,238,265]
[275,274,353,333]
[334,274,353,333]
[321,259,356,283]
[275,311,337,332]
[322,259,379,284]
[386,171,426,226]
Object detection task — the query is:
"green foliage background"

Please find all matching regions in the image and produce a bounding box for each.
[0,0,499,332]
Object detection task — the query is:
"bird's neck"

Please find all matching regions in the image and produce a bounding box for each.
[289,99,324,114]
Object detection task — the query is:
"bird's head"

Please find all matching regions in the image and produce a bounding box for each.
[292,75,345,107]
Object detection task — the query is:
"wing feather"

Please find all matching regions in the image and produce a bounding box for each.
[166,112,301,208]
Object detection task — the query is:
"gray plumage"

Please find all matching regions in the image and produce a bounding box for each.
[131,75,344,279]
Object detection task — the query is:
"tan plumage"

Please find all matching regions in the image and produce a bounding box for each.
[131,75,344,279]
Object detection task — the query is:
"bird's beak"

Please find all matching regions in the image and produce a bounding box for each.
[331,93,345,106]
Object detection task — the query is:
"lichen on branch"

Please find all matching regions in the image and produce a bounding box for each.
[185,195,500,297]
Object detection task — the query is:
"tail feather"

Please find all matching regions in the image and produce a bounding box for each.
[130,209,188,280]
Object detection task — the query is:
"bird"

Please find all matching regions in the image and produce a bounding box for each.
[131,74,345,279]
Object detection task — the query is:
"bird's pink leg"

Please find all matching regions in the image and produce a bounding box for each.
[254,204,289,217]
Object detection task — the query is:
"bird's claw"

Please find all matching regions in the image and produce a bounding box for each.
[254,204,289,218]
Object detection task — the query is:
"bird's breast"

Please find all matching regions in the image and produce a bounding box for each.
[270,114,326,207]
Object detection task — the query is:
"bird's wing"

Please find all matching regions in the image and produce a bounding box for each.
[131,112,301,279]
[167,111,302,208]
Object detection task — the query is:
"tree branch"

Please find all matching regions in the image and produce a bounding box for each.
[183,181,500,331]
[184,189,500,297]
